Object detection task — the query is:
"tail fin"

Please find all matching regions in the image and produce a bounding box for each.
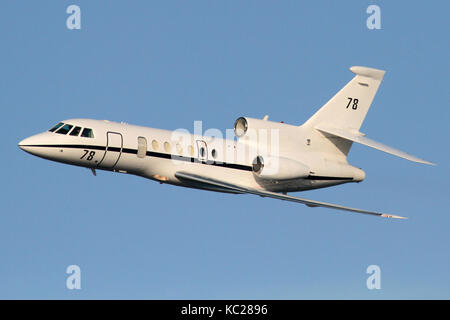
[303,66,434,165]
[303,66,385,131]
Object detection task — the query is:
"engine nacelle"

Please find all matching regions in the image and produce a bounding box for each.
[234,117,292,138]
[252,155,310,181]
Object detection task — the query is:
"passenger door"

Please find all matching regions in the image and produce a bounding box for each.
[98,132,123,169]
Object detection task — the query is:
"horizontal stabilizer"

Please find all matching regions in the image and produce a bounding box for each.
[315,125,435,165]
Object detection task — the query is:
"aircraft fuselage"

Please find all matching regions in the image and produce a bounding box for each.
[18,118,364,194]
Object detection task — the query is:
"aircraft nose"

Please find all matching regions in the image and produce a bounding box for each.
[18,138,29,150]
[18,133,47,154]
[18,137,32,151]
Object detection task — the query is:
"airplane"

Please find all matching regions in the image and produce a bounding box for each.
[18,66,434,219]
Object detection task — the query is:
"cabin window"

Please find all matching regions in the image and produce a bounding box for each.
[69,126,82,136]
[81,128,94,138]
[56,124,73,135]
[188,145,194,156]
[49,122,64,132]
[199,147,206,158]
[164,142,171,152]
[211,149,217,159]
[137,137,147,158]
[152,139,159,150]
[176,143,183,155]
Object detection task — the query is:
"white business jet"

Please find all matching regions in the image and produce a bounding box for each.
[18,66,433,219]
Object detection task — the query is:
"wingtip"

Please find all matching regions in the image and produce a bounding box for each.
[381,214,408,220]
[417,159,436,166]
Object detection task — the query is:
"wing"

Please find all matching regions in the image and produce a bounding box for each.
[175,171,407,219]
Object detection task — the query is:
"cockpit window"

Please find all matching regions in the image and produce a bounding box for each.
[69,126,82,136]
[56,124,73,135]
[49,122,64,132]
[81,128,94,138]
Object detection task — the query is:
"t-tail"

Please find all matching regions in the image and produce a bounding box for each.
[302,66,434,165]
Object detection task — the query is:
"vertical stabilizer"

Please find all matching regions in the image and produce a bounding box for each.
[303,66,385,131]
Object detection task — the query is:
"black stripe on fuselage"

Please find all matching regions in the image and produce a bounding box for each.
[20,144,354,180]
[22,144,107,151]
[21,144,253,172]
[304,176,354,181]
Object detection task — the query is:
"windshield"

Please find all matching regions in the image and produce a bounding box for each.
[49,122,94,138]
[48,122,64,132]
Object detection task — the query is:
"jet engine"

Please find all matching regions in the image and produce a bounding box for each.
[234,116,293,138]
[252,155,310,181]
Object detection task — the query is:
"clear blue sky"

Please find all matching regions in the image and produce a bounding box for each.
[1,1,448,299]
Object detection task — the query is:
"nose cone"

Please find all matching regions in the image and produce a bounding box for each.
[18,137,31,151]
[18,132,49,155]
[18,136,34,152]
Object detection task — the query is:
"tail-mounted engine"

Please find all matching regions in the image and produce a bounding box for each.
[234,116,310,181]
[252,155,310,181]
[234,117,295,138]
